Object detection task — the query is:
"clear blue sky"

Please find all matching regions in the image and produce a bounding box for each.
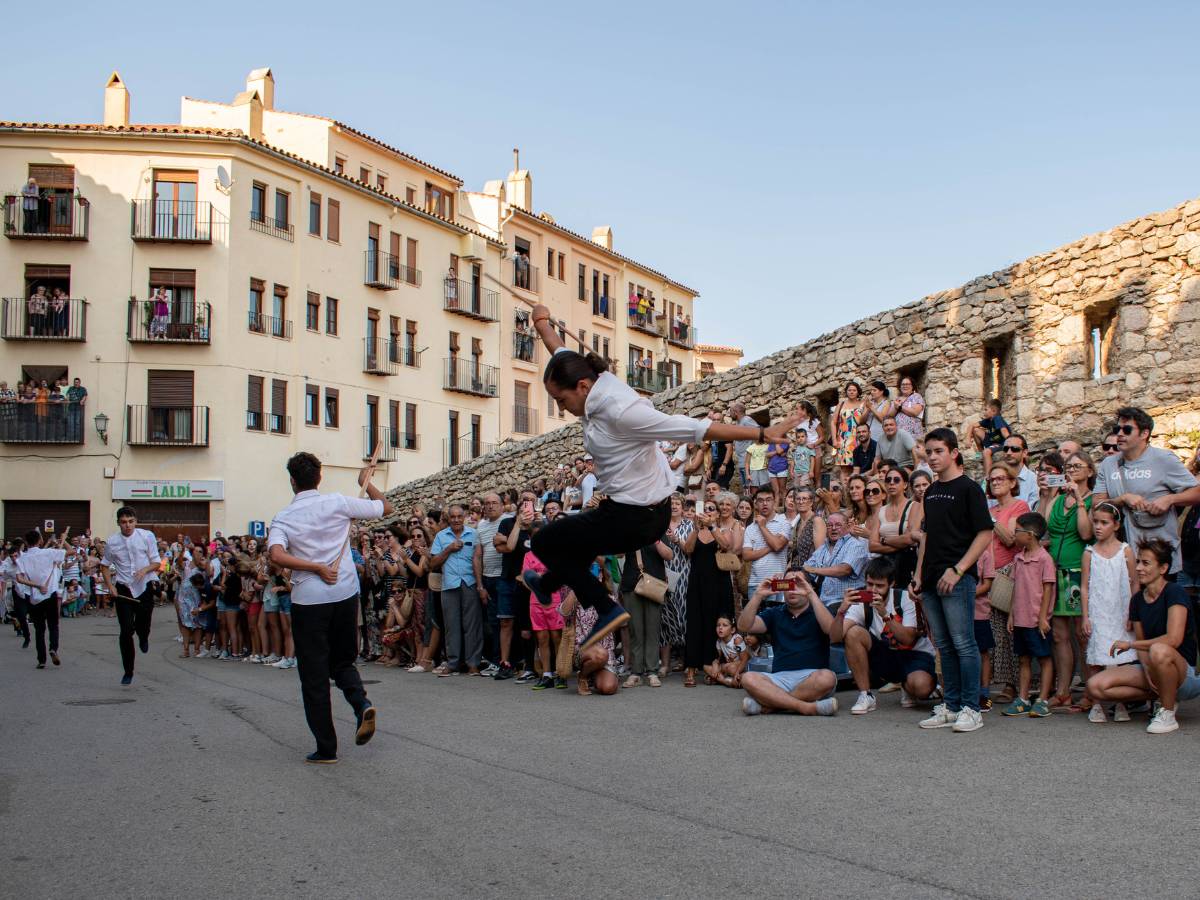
[11,2,1200,360]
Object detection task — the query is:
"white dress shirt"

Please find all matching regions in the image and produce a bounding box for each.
[267,490,384,606]
[569,351,711,506]
[15,546,67,604]
[103,528,162,597]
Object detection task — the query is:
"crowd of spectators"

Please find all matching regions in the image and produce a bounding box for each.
[0,376,88,440]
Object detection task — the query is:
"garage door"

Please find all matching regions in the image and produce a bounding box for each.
[125,500,210,543]
[3,500,91,542]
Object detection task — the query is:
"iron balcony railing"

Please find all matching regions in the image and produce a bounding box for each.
[512,329,538,363]
[248,311,292,339]
[592,294,614,320]
[2,297,87,341]
[364,250,399,290]
[444,277,499,322]
[0,399,86,444]
[246,411,289,434]
[131,199,219,243]
[443,435,495,467]
[363,425,399,462]
[627,306,668,339]
[249,213,294,241]
[246,409,264,432]
[127,300,211,344]
[4,192,89,240]
[510,257,539,293]
[127,405,210,447]
[513,404,538,435]
[388,426,419,452]
[668,323,697,349]
[364,337,399,375]
[626,367,670,394]
[389,342,422,368]
[443,358,499,397]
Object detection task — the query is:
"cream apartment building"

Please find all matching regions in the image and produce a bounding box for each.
[460,157,700,440]
[0,70,506,539]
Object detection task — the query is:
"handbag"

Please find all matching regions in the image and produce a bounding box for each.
[989,563,1015,614]
[633,550,668,604]
[556,622,577,677]
[427,572,443,592]
[716,549,741,572]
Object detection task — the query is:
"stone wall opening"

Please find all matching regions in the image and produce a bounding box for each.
[1085,301,1119,380]
[982,334,1016,412]
[896,360,929,398]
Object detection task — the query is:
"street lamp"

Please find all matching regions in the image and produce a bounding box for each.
[94,411,109,444]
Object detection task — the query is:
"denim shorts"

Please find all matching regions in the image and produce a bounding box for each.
[867,637,936,686]
[495,578,517,620]
[764,668,834,698]
[216,599,240,614]
[974,619,996,653]
[1177,665,1200,702]
[1012,625,1052,659]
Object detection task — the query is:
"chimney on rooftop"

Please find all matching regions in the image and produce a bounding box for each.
[104,71,129,127]
[232,89,264,141]
[507,147,532,212]
[246,68,275,111]
[591,226,613,250]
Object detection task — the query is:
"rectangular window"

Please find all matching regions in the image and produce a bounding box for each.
[247,375,264,430]
[306,291,320,331]
[448,410,459,465]
[325,297,339,335]
[251,183,266,222]
[376,174,387,192]
[1086,303,1118,379]
[405,237,418,284]
[308,192,321,235]
[305,384,319,426]
[334,156,346,175]
[404,402,417,450]
[388,399,400,447]
[602,337,610,362]
[271,284,287,337]
[146,369,196,443]
[248,279,264,332]
[425,182,453,219]
[592,269,600,305]
[547,247,554,273]
[405,186,416,205]
[470,415,481,457]
[274,190,289,228]
[359,166,370,184]
[557,253,565,281]
[270,379,287,433]
[324,387,339,428]
[578,264,586,301]
[327,198,340,243]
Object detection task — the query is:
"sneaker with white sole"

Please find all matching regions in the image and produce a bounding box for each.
[480,663,500,677]
[1147,707,1179,734]
[899,689,916,709]
[196,648,209,659]
[814,697,839,716]
[919,703,957,729]
[263,655,280,665]
[742,696,763,716]
[952,707,984,733]
[406,663,427,673]
[1113,703,1131,723]
[1088,704,1107,724]
[851,691,877,715]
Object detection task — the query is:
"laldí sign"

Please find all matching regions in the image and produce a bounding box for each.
[112,479,224,501]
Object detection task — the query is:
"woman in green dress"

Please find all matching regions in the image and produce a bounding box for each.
[1045,451,1096,708]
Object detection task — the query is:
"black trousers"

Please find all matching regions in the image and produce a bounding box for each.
[28,596,59,665]
[115,584,155,677]
[531,496,671,615]
[292,595,368,758]
[12,591,30,639]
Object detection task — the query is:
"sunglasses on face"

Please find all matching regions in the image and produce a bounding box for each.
[865,488,883,496]
[1112,424,1136,436]
[1002,445,1023,453]
[1102,443,1119,452]
[885,476,903,484]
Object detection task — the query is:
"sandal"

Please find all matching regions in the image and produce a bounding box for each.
[704,675,717,685]
[1049,693,1074,709]
[684,669,697,687]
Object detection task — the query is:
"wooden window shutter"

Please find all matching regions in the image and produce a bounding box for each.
[406,237,417,267]
[29,164,75,189]
[405,402,416,435]
[271,379,287,415]
[327,199,340,242]
[450,254,459,275]
[273,283,288,298]
[471,337,482,356]
[369,222,380,242]
[149,268,196,288]
[367,307,380,321]
[449,331,460,352]
[147,370,195,406]
[247,375,263,413]
[389,399,399,432]
[24,263,70,280]
[406,319,418,335]
[250,277,266,293]
[390,232,401,258]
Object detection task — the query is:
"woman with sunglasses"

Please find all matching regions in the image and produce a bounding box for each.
[683,498,737,683]
[403,525,437,673]
[984,462,1029,705]
[787,487,826,571]
[869,468,920,590]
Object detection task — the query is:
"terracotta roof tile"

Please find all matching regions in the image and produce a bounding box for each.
[696,343,743,355]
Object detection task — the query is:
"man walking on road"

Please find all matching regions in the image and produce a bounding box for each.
[15,530,74,669]
[267,452,393,764]
[101,507,162,685]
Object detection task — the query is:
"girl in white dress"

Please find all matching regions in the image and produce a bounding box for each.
[1080,502,1137,723]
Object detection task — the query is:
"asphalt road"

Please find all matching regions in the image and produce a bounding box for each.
[3,616,1199,900]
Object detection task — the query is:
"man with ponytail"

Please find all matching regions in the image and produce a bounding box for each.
[522,302,801,650]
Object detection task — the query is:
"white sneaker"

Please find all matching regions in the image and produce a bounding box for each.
[952,707,984,733]
[876,682,900,694]
[263,654,280,664]
[919,703,957,729]
[406,663,427,673]
[196,648,209,659]
[1147,707,1179,734]
[742,696,763,716]
[480,663,500,677]
[851,691,877,715]
[219,650,231,660]
[1113,703,1131,723]
[174,634,183,643]
[1088,705,1107,724]
[271,657,289,669]
[899,689,915,709]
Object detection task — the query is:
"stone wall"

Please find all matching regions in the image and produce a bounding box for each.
[381,196,1200,518]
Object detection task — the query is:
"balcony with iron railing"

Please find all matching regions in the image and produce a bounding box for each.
[626,367,671,395]
[127,300,211,344]
[246,411,290,435]
[389,341,422,369]
[249,212,294,241]
[2,297,87,341]
[668,323,697,349]
[4,192,89,240]
[364,250,397,290]
[510,257,539,293]
[592,293,615,321]
[0,399,86,444]
[443,358,499,397]
[363,425,399,462]
[248,311,292,340]
[444,277,499,322]
[364,337,399,375]
[131,199,221,243]
[511,329,539,364]
[512,404,539,435]
[627,306,668,340]
[127,405,210,447]
[443,435,495,467]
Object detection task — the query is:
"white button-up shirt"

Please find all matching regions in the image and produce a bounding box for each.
[103,527,162,597]
[267,490,384,606]
[15,546,67,604]
[571,353,711,506]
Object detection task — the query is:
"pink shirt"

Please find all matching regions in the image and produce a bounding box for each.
[521,550,565,604]
[1010,545,1056,628]
[975,546,996,621]
[990,500,1029,570]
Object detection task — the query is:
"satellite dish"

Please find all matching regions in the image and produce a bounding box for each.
[216,166,232,189]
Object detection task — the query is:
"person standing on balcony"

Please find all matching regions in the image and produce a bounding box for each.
[21,177,39,234]
[520,301,802,651]
[444,267,459,309]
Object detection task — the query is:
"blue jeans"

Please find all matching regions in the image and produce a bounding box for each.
[922,575,980,713]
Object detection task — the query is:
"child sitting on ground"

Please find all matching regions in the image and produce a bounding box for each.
[703,615,750,687]
[1002,512,1057,718]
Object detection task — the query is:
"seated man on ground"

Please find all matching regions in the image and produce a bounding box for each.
[829,557,937,714]
[736,574,838,716]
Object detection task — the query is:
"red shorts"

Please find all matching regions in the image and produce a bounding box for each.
[247,601,263,617]
[529,597,564,632]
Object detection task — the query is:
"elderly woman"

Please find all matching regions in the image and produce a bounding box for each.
[895,375,926,439]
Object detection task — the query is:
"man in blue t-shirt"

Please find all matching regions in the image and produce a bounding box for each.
[736,575,838,716]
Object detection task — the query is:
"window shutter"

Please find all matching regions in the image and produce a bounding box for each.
[405,402,416,436]
[449,331,460,353]
[149,268,196,288]
[24,263,70,280]
[28,164,74,188]
[367,307,380,321]
[247,376,263,413]
[406,319,418,335]
[271,379,286,415]
[250,277,266,293]
[148,370,195,407]
[327,199,340,242]
[273,283,288,298]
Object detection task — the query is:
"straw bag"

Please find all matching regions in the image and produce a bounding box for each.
[716,550,741,572]
[989,564,1015,614]
[556,622,577,677]
[427,572,443,592]
[633,550,668,604]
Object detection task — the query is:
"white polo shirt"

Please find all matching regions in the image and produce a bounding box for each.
[15,546,66,604]
[267,490,384,605]
[103,527,162,596]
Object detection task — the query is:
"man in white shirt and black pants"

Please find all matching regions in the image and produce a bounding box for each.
[268,452,393,764]
[522,302,800,650]
[101,507,162,685]
[15,529,74,669]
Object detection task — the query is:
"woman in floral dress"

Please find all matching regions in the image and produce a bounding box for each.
[832,381,865,482]
[657,494,693,676]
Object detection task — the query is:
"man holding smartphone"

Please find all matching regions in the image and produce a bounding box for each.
[430,503,484,676]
